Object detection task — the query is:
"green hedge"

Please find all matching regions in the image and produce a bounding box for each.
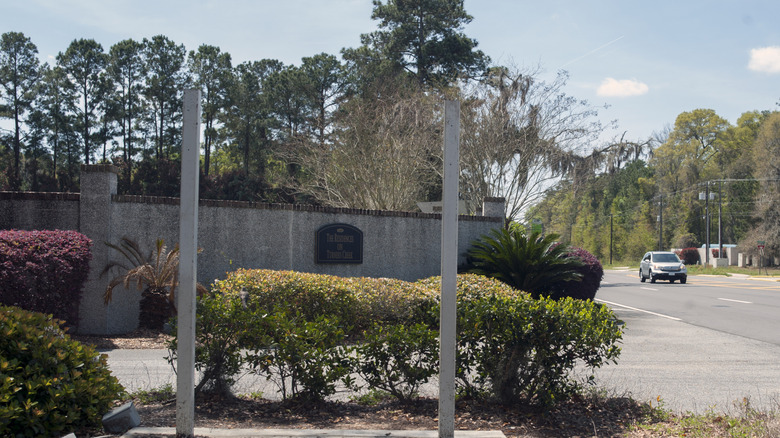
[0,306,124,436]
[213,269,437,333]
[168,270,622,406]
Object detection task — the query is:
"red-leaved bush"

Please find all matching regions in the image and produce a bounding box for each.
[676,247,700,265]
[549,246,604,301]
[0,230,92,330]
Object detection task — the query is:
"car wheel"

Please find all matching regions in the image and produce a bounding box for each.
[680,277,687,284]
[649,271,656,283]
[640,269,646,282]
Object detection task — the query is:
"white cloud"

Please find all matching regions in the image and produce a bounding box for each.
[597,78,649,97]
[748,46,780,73]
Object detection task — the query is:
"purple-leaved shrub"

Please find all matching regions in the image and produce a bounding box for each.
[0,230,92,329]
[549,246,604,301]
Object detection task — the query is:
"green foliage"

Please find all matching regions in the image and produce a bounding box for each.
[214,269,436,334]
[166,291,256,396]
[350,322,439,401]
[466,229,584,298]
[349,389,393,406]
[246,310,351,402]
[169,270,622,408]
[0,306,124,436]
[360,0,489,87]
[420,274,622,406]
[127,383,174,404]
[454,291,622,406]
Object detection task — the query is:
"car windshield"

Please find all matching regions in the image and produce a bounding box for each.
[653,254,679,263]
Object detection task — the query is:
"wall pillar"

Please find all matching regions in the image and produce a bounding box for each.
[481,197,506,219]
[77,164,120,334]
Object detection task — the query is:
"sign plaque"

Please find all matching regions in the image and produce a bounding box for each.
[315,224,363,264]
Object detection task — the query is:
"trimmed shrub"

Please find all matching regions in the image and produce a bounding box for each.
[0,306,124,436]
[0,230,92,329]
[350,322,439,401]
[419,274,622,406]
[214,269,436,334]
[245,310,352,402]
[548,247,604,301]
[166,291,254,396]
[677,247,700,265]
[168,270,622,407]
[453,290,622,406]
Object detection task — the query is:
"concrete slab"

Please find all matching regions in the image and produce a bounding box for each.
[122,427,505,438]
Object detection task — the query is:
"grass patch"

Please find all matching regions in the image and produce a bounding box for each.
[127,383,175,404]
[349,389,395,406]
[633,397,780,437]
[687,264,780,277]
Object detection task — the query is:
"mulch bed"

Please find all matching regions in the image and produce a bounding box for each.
[122,392,651,438]
[74,331,656,437]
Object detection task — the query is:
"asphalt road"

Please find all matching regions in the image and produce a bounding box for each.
[592,270,780,413]
[105,271,780,414]
[598,269,780,345]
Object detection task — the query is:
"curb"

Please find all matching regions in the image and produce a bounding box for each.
[121,427,506,438]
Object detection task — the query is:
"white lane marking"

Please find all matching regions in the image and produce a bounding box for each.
[596,299,682,321]
[640,287,658,291]
[717,298,752,304]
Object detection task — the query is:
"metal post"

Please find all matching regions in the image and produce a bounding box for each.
[609,214,613,265]
[439,100,459,438]
[177,89,201,438]
[705,182,710,266]
[658,197,663,251]
[718,180,723,259]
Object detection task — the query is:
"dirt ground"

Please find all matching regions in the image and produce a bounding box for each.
[72,330,662,437]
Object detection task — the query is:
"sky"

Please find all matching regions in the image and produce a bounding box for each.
[2,0,780,144]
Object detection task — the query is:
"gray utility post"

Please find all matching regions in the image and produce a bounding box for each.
[705,182,710,266]
[439,100,459,438]
[177,89,201,438]
[658,197,663,251]
[718,180,723,259]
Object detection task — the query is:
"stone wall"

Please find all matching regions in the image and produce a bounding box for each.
[2,165,505,334]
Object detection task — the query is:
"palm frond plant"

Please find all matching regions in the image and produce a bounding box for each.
[102,237,204,330]
[466,229,584,298]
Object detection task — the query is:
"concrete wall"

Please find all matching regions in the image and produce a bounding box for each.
[0,192,80,231]
[3,165,504,334]
[696,246,737,267]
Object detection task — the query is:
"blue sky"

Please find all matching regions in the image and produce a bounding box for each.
[3,0,779,144]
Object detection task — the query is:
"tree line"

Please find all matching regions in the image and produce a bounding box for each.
[1,0,624,218]
[529,108,780,261]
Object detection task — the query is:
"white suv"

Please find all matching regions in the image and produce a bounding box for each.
[639,251,687,284]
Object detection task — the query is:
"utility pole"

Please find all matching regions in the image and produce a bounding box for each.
[718,180,723,260]
[439,100,459,438]
[658,197,663,251]
[705,182,710,266]
[177,89,201,438]
[609,214,613,265]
